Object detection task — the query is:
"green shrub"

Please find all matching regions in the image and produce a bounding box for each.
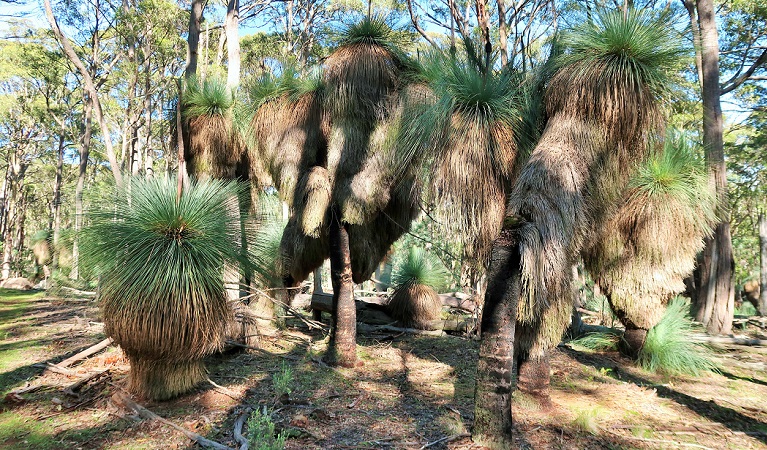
[248,408,288,450]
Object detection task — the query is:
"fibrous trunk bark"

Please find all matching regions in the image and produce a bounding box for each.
[695,0,734,335]
[325,206,357,368]
[759,213,767,316]
[472,228,519,449]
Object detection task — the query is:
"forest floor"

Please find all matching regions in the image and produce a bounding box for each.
[1,289,767,449]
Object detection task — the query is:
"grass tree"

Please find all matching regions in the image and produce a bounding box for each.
[183,76,243,179]
[388,247,450,329]
[396,46,522,266]
[583,134,717,357]
[472,9,683,447]
[81,177,246,401]
[249,18,422,367]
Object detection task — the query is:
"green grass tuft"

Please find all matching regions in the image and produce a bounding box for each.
[570,330,621,352]
[557,8,684,96]
[638,297,718,376]
[391,247,450,292]
[630,132,717,227]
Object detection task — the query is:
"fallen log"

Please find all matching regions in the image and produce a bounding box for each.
[233,409,250,450]
[307,292,476,314]
[690,335,767,346]
[58,338,114,368]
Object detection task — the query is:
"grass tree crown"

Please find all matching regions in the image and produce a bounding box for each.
[548,8,685,144]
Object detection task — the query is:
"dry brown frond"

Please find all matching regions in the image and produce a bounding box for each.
[432,114,517,264]
[295,167,332,238]
[324,43,401,121]
[387,283,442,329]
[348,178,420,284]
[188,115,243,179]
[251,92,326,204]
[102,290,229,362]
[279,217,329,286]
[545,65,664,155]
[126,357,207,401]
[508,116,602,323]
[516,291,573,359]
[583,179,715,330]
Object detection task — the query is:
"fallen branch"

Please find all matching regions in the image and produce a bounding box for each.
[253,288,327,331]
[605,428,713,449]
[224,340,301,361]
[207,378,240,400]
[112,392,234,450]
[357,323,445,336]
[58,338,114,368]
[64,369,109,397]
[691,335,767,346]
[233,409,250,450]
[420,433,471,449]
[56,286,97,297]
[42,362,78,376]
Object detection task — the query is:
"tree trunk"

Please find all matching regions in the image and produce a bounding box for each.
[682,0,704,90]
[225,0,240,90]
[51,131,64,271]
[43,0,123,187]
[759,213,767,316]
[325,206,357,368]
[472,229,519,449]
[186,0,204,80]
[496,0,508,67]
[70,95,93,281]
[695,0,734,335]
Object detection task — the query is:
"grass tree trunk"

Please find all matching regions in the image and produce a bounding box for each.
[472,229,520,449]
[695,0,734,335]
[326,206,357,367]
[760,213,767,316]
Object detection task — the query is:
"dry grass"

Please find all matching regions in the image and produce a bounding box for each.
[388,283,442,329]
[188,114,243,179]
[250,92,326,205]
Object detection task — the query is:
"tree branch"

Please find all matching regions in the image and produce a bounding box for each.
[43,0,123,186]
[721,48,767,95]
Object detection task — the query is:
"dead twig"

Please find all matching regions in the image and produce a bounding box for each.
[233,409,250,450]
[419,433,471,449]
[64,369,110,397]
[207,378,240,400]
[112,392,234,450]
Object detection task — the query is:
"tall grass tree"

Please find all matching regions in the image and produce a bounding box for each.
[473,9,684,447]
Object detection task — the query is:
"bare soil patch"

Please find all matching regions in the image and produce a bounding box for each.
[1,291,767,449]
